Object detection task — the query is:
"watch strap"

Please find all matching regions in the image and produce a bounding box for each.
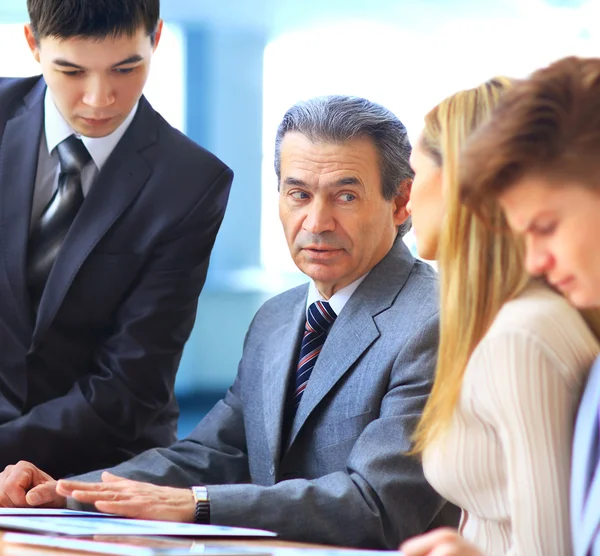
[191,486,210,524]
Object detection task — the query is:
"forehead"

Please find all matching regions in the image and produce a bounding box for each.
[279,132,381,183]
[499,175,600,231]
[409,136,431,167]
[39,29,150,65]
[498,176,555,229]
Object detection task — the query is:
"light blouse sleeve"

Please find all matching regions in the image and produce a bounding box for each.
[472,329,578,556]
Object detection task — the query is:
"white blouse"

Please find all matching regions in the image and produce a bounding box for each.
[423,282,600,556]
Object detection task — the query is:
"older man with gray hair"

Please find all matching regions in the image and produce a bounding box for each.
[0,95,457,548]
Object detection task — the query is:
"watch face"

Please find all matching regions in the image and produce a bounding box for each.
[192,486,209,503]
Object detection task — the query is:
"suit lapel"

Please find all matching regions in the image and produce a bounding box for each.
[0,78,46,336]
[262,288,307,466]
[33,98,157,343]
[287,236,415,449]
[575,358,600,556]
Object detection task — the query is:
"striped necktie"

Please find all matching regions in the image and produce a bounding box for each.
[294,300,337,407]
[27,134,91,308]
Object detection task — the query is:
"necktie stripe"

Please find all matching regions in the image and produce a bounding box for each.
[294,300,337,407]
[298,346,322,367]
[315,300,336,323]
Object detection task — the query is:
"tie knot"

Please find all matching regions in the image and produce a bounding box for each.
[56,135,91,174]
[306,300,337,335]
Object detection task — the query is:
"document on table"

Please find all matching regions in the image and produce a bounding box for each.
[0,516,277,538]
[0,508,108,517]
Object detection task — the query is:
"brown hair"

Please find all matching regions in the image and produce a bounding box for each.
[460,56,600,207]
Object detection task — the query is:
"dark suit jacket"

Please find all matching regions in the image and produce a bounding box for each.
[78,237,458,547]
[0,76,233,477]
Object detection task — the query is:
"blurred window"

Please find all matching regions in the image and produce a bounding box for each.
[261,10,598,272]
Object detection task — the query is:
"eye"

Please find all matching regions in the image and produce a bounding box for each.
[532,221,557,236]
[61,70,83,77]
[114,67,136,75]
[290,190,310,200]
[339,193,357,202]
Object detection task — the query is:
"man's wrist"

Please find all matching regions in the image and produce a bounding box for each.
[191,486,210,524]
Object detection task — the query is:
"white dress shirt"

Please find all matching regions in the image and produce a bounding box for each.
[31,89,138,224]
[306,273,369,318]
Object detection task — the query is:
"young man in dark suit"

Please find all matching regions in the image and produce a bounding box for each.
[0,0,233,477]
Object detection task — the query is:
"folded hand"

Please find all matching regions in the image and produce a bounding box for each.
[0,460,63,508]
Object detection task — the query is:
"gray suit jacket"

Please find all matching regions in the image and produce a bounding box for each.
[77,237,454,547]
[571,355,600,556]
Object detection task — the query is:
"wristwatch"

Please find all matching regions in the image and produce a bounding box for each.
[191,485,210,524]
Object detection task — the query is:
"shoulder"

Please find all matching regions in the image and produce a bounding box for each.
[475,281,600,383]
[405,258,438,292]
[389,257,439,323]
[139,99,231,181]
[489,281,596,345]
[0,75,43,113]
[250,283,308,327]
[370,240,439,318]
[0,75,41,95]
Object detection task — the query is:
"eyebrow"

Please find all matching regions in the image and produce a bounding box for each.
[282,176,364,188]
[52,54,144,70]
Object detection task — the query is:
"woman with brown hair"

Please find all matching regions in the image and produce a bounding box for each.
[456,55,600,556]
[399,76,600,556]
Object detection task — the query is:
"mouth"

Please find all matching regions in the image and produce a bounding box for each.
[551,276,575,291]
[80,116,115,126]
[302,247,343,260]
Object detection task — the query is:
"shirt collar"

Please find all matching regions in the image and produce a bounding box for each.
[306,272,370,318]
[44,88,138,171]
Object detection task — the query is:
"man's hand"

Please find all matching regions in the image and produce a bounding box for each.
[56,472,196,522]
[0,461,63,508]
[400,528,484,556]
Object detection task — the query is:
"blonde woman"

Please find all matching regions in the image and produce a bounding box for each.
[400,78,600,556]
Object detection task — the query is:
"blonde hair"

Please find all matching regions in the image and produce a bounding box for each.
[412,78,530,454]
[412,76,600,454]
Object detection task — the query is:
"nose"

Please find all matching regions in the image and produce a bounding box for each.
[524,237,553,277]
[302,198,335,234]
[82,76,115,108]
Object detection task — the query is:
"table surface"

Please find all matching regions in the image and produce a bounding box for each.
[0,531,350,556]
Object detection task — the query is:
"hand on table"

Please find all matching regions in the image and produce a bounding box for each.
[401,528,484,556]
[0,460,63,508]
[57,472,196,522]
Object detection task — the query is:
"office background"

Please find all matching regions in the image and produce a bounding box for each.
[0,0,596,435]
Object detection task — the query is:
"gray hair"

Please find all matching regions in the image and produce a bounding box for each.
[274,95,413,236]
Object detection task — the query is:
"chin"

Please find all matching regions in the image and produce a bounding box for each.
[415,242,437,261]
[567,290,600,309]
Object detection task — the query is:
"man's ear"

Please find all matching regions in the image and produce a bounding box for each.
[24,24,41,63]
[392,177,412,226]
[152,20,164,52]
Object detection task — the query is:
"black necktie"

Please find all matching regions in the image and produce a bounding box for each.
[27,135,91,307]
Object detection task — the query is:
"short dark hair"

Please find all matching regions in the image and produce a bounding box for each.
[275,95,413,202]
[460,56,600,206]
[27,0,160,43]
